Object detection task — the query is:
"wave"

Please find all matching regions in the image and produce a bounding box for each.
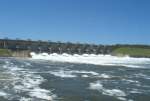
[30,70,114,79]
[1,60,57,101]
[0,91,8,98]
[30,52,150,68]
[88,80,132,101]
[49,70,99,78]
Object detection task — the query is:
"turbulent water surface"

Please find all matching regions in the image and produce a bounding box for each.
[0,54,150,101]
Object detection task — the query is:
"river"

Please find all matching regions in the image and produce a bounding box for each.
[0,56,150,101]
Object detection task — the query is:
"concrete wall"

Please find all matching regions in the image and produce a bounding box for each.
[12,50,31,58]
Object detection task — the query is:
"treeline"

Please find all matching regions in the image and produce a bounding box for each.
[0,38,150,55]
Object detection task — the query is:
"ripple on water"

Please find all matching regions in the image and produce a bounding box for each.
[0,58,150,101]
[0,60,57,101]
[48,69,114,79]
[89,80,133,101]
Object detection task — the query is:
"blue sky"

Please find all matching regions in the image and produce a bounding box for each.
[0,0,150,44]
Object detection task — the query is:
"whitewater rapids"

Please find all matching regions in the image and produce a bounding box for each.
[0,56,150,101]
[30,52,150,68]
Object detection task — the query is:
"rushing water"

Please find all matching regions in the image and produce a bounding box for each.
[0,55,150,101]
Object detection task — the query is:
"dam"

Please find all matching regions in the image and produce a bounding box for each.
[0,38,150,58]
[0,38,112,57]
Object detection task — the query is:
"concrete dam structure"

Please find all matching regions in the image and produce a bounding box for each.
[0,39,113,57]
[1,39,150,58]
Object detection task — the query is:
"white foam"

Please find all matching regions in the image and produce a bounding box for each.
[73,54,80,57]
[20,97,32,101]
[89,80,128,101]
[0,91,8,97]
[71,70,99,76]
[49,70,99,78]
[2,60,57,101]
[97,73,112,79]
[22,76,43,88]
[50,70,77,78]
[130,89,142,94]
[82,75,89,78]
[122,79,140,83]
[30,52,150,68]
[103,89,126,97]
[29,88,54,100]
[33,70,112,79]
[89,81,103,90]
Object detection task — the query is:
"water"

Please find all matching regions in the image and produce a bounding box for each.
[0,56,150,101]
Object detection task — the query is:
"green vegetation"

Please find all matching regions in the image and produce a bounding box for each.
[112,47,150,58]
[0,49,12,57]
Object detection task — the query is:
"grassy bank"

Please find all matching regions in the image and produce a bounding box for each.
[0,49,12,57]
[0,47,150,58]
[0,49,30,57]
[112,47,150,58]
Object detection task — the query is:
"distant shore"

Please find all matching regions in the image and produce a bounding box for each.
[111,47,150,58]
[0,38,150,58]
[0,49,30,58]
[0,48,150,59]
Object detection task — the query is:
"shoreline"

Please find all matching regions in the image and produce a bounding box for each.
[0,52,150,59]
